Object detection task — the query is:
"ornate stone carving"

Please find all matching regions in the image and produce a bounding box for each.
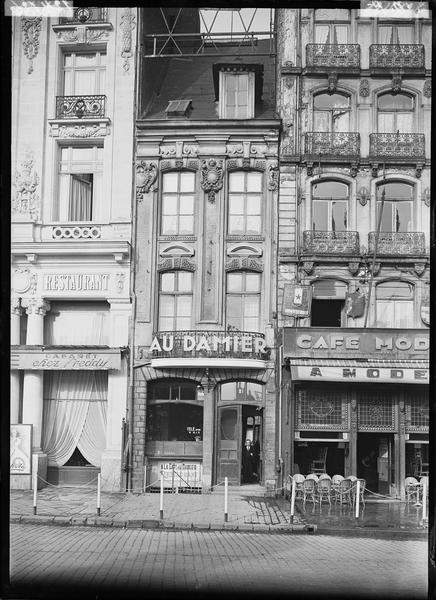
[297,190,304,205]
[52,225,101,239]
[254,160,266,171]
[157,257,196,272]
[350,162,359,178]
[391,73,402,94]
[13,152,40,221]
[21,17,42,74]
[120,7,136,72]
[415,163,423,179]
[136,161,158,199]
[414,263,426,277]
[348,262,360,276]
[55,124,103,138]
[21,297,50,316]
[11,297,22,316]
[422,188,430,207]
[116,272,126,293]
[327,72,338,95]
[250,144,268,156]
[227,159,238,170]
[358,186,368,206]
[226,144,243,156]
[160,146,176,157]
[183,144,199,157]
[372,263,381,276]
[225,257,263,272]
[13,268,37,294]
[87,28,110,43]
[187,159,199,170]
[56,29,79,42]
[302,261,314,274]
[423,78,431,98]
[371,163,379,178]
[359,79,370,97]
[267,163,279,191]
[200,159,224,202]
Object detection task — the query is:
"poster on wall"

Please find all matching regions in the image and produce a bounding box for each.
[282,284,312,317]
[10,424,32,475]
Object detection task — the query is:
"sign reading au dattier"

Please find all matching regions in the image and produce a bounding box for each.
[11,351,121,370]
[284,328,429,359]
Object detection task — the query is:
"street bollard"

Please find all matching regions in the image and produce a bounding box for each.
[33,471,38,515]
[97,473,101,516]
[355,480,360,520]
[224,477,228,522]
[422,479,427,521]
[290,478,296,524]
[160,473,164,520]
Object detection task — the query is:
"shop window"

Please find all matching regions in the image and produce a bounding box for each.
[357,394,394,430]
[375,281,414,328]
[44,301,109,345]
[377,23,414,44]
[62,50,106,95]
[297,389,346,429]
[226,271,261,332]
[147,381,202,442]
[161,172,195,235]
[313,93,351,133]
[377,93,414,133]
[158,271,193,331]
[314,9,350,43]
[219,70,255,119]
[311,180,349,232]
[228,171,262,235]
[310,279,347,327]
[57,145,103,221]
[409,398,429,428]
[377,182,414,232]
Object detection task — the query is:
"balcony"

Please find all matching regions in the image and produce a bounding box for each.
[369,44,425,71]
[55,95,106,120]
[368,232,426,256]
[306,44,360,71]
[369,133,425,162]
[305,132,360,160]
[302,231,360,255]
[150,330,269,369]
[59,7,108,24]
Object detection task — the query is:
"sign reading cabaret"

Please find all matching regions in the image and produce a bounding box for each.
[44,273,109,291]
[150,332,267,356]
[284,328,429,359]
[11,351,121,370]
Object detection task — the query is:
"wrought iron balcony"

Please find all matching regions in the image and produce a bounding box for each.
[306,44,360,70]
[55,95,106,119]
[368,232,426,256]
[305,132,360,159]
[369,133,425,161]
[369,44,425,70]
[59,7,108,24]
[302,231,360,255]
[151,330,269,361]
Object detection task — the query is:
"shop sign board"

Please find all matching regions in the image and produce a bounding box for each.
[10,424,32,475]
[149,460,202,488]
[11,351,121,370]
[284,328,429,359]
[150,331,268,359]
[43,273,110,292]
[291,366,429,384]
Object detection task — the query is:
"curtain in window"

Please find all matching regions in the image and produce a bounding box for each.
[397,27,413,44]
[334,25,348,44]
[69,175,92,221]
[45,306,108,345]
[378,26,394,44]
[42,371,107,467]
[315,25,330,44]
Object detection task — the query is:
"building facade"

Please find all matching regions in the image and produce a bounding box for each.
[276,6,430,498]
[11,7,136,491]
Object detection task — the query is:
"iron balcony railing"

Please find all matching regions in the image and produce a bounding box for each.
[305,132,360,158]
[55,95,106,119]
[369,133,425,161]
[306,44,360,69]
[369,44,425,69]
[151,330,269,361]
[59,7,108,24]
[368,232,426,255]
[302,231,360,255]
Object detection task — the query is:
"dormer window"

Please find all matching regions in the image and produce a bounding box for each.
[214,65,262,119]
[165,99,193,119]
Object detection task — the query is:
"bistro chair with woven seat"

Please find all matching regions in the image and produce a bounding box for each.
[302,478,317,504]
[318,473,331,481]
[317,477,332,505]
[305,473,319,482]
[336,478,353,505]
[405,476,420,504]
[310,447,328,475]
[331,474,344,502]
[289,473,305,500]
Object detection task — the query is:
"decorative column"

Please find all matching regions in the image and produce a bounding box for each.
[348,394,358,477]
[10,297,22,424]
[201,386,214,492]
[21,298,50,489]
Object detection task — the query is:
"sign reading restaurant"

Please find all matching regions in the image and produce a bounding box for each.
[284,328,429,359]
[150,331,268,358]
[44,273,110,291]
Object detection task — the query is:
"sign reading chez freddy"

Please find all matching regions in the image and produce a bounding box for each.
[284,328,429,359]
[11,351,121,370]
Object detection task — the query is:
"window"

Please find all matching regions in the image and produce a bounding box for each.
[221,381,264,404]
[146,381,202,442]
[377,23,414,44]
[312,181,348,232]
[226,271,261,332]
[161,172,195,235]
[377,182,413,232]
[220,70,255,119]
[44,301,109,345]
[310,279,347,327]
[158,271,193,331]
[228,171,262,235]
[313,93,351,133]
[377,93,414,133]
[314,9,350,44]
[57,145,103,221]
[375,281,414,328]
[62,51,106,95]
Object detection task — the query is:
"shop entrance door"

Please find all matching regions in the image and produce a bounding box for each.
[217,405,242,485]
[357,433,394,494]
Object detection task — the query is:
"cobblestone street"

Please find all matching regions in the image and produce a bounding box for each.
[8,524,427,599]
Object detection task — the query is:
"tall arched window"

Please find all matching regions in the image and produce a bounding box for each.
[158,271,193,331]
[377,93,414,133]
[313,93,350,133]
[377,182,414,232]
[375,281,414,328]
[312,180,349,231]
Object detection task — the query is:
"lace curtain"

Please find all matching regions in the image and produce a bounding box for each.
[44,302,109,345]
[42,371,107,467]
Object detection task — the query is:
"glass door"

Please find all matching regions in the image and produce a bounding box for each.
[216,405,242,485]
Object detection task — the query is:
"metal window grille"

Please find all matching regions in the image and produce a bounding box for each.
[408,397,429,430]
[358,394,394,430]
[297,390,346,429]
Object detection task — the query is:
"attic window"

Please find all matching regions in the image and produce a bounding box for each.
[213,64,263,120]
[165,99,193,118]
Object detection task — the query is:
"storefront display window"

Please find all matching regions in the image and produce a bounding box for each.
[296,389,347,429]
[357,394,394,430]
